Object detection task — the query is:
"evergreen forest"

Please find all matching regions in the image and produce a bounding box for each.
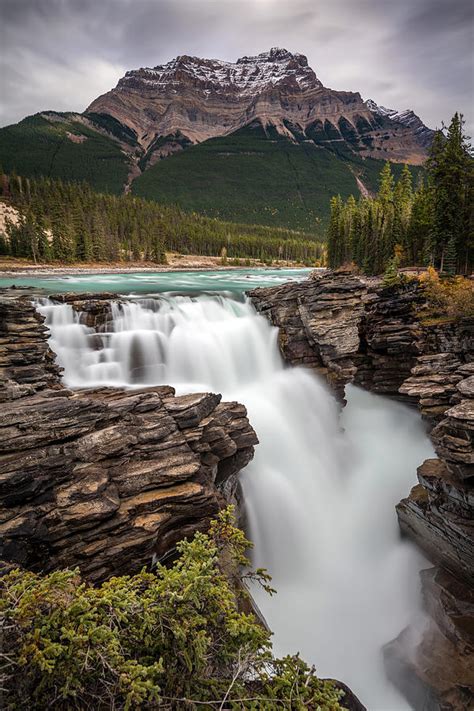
[327,113,473,275]
[0,173,324,265]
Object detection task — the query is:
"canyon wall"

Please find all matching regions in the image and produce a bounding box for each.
[250,271,474,709]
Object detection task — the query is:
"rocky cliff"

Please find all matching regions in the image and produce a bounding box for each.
[0,293,257,583]
[87,47,432,165]
[250,271,474,709]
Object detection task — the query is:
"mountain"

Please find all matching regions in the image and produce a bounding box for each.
[0,48,432,231]
[88,48,432,164]
[364,99,434,148]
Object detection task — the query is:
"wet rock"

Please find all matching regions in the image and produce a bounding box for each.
[0,294,258,582]
[48,292,119,329]
[384,568,474,711]
[0,294,62,399]
[397,459,474,581]
[250,271,369,396]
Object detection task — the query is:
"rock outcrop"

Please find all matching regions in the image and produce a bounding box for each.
[384,567,474,710]
[87,48,433,164]
[250,271,473,411]
[249,272,369,395]
[250,271,474,708]
[0,293,257,582]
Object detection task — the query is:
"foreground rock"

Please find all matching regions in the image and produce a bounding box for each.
[0,294,257,582]
[250,270,474,709]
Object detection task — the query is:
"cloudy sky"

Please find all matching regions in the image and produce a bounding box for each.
[1,0,473,133]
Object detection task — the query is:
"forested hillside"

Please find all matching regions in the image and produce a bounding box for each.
[0,174,324,265]
[327,113,473,275]
[0,114,130,194]
[132,122,420,231]
[0,111,421,233]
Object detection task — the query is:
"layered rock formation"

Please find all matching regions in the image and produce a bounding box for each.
[250,271,474,708]
[394,374,474,708]
[0,293,257,582]
[87,47,433,164]
[250,272,472,408]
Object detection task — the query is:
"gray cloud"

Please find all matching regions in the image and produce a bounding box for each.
[0,0,472,135]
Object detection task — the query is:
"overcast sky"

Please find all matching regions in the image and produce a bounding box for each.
[1,0,473,134]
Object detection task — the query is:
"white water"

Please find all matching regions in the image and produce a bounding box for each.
[38,294,434,709]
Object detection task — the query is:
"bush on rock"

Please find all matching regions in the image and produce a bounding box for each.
[0,508,344,710]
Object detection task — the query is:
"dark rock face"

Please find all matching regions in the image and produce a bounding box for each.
[353,283,426,399]
[249,272,463,403]
[0,294,62,400]
[250,271,473,414]
[250,270,474,708]
[50,291,119,329]
[0,294,257,582]
[397,458,473,582]
[249,272,369,396]
[384,568,474,711]
[396,366,473,596]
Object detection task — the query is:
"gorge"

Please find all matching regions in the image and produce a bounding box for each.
[2,268,472,709]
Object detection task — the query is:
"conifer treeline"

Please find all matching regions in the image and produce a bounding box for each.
[0,174,324,265]
[327,113,473,275]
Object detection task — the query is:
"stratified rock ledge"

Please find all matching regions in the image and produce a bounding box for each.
[0,293,257,582]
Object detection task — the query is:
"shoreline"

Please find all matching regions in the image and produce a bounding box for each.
[0,257,314,279]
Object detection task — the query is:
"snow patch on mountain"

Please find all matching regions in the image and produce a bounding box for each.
[365,99,434,144]
[120,48,321,97]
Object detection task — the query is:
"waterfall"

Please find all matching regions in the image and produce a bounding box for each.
[38,293,434,708]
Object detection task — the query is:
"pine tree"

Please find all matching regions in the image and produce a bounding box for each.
[444,235,457,275]
[327,195,343,268]
[427,114,473,273]
[343,195,356,264]
[351,200,364,269]
[378,162,395,207]
[382,255,402,288]
[407,181,433,266]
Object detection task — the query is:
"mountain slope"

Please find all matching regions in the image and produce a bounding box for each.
[0,113,131,193]
[132,121,421,231]
[0,48,432,231]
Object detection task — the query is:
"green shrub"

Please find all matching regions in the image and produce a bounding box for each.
[382,256,406,288]
[0,508,344,710]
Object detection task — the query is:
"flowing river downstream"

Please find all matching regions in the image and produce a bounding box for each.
[29,269,435,709]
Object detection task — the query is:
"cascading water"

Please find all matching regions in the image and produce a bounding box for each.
[38,292,435,709]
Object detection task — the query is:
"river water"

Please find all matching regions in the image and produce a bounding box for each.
[33,270,433,709]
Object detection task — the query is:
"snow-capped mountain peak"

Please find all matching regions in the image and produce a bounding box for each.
[119,48,321,98]
[87,50,433,163]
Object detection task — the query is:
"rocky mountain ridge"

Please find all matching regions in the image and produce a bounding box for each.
[88,47,434,164]
[0,48,432,230]
[365,99,435,147]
